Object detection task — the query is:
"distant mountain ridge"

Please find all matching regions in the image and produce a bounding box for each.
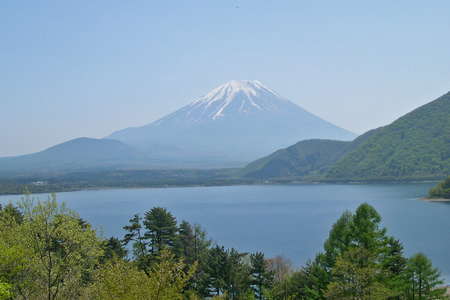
[1,87,449,184]
[1,80,356,173]
[0,138,149,175]
[244,91,450,181]
[109,80,356,163]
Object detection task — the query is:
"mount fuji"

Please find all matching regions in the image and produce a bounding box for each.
[109,80,356,165]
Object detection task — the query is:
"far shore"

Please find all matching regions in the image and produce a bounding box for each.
[421,197,450,202]
[0,180,442,197]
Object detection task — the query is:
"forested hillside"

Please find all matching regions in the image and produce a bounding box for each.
[242,128,378,179]
[242,139,351,178]
[244,92,450,181]
[327,92,450,180]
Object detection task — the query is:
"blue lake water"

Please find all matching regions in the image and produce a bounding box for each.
[1,183,449,282]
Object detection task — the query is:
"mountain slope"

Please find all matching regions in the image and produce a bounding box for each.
[109,80,356,164]
[0,138,147,174]
[243,91,450,181]
[242,139,351,178]
[242,128,379,179]
[327,92,450,180]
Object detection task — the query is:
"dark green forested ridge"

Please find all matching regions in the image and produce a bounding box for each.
[241,128,380,179]
[241,139,351,179]
[327,91,450,180]
[0,196,448,299]
[244,91,450,181]
[429,175,450,199]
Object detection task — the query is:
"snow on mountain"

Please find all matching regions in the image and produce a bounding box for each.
[153,80,292,125]
[108,80,356,165]
[187,80,282,119]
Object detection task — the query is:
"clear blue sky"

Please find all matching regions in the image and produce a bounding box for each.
[1,0,449,156]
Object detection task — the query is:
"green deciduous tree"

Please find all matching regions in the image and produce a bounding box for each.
[0,282,12,300]
[0,196,103,300]
[326,247,392,299]
[87,250,196,300]
[0,204,31,299]
[0,202,23,224]
[20,195,103,300]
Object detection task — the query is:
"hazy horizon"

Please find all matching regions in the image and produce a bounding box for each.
[2,1,450,157]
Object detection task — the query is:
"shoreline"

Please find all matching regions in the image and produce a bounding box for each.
[0,180,440,197]
[421,197,450,202]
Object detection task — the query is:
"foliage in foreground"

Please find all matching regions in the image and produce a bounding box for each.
[86,251,195,300]
[0,195,447,299]
[270,203,448,300]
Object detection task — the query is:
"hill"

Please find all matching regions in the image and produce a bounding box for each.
[242,128,379,179]
[241,139,351,178]
[0,138,149,175]
[327,92,450,180]
[244,92,450,181]
[108,80,356,165]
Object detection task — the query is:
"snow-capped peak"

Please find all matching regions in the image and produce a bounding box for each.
[195,80,278,105]
[151,80,295,126]
[185,80,285,120]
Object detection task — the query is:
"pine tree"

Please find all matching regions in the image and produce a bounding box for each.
[381,237,408,299]
[206,246,228,296]
[323,210,353,269]
[224,248,251,299]
[250,252,274,300]
[291,204,392,299]
[123,214,150,270]
[177,222,212,297]
[143,207,178,253]
[350,203,387,251]
[100,237,128,263]
[123,214,145,251]
[177,220,196,262]
[404,253,447,299]
[285,255,330,300]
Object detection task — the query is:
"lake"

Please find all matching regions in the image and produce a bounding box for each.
[1,183,449,282]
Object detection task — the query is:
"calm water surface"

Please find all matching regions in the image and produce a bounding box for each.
[1,183,449,282]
